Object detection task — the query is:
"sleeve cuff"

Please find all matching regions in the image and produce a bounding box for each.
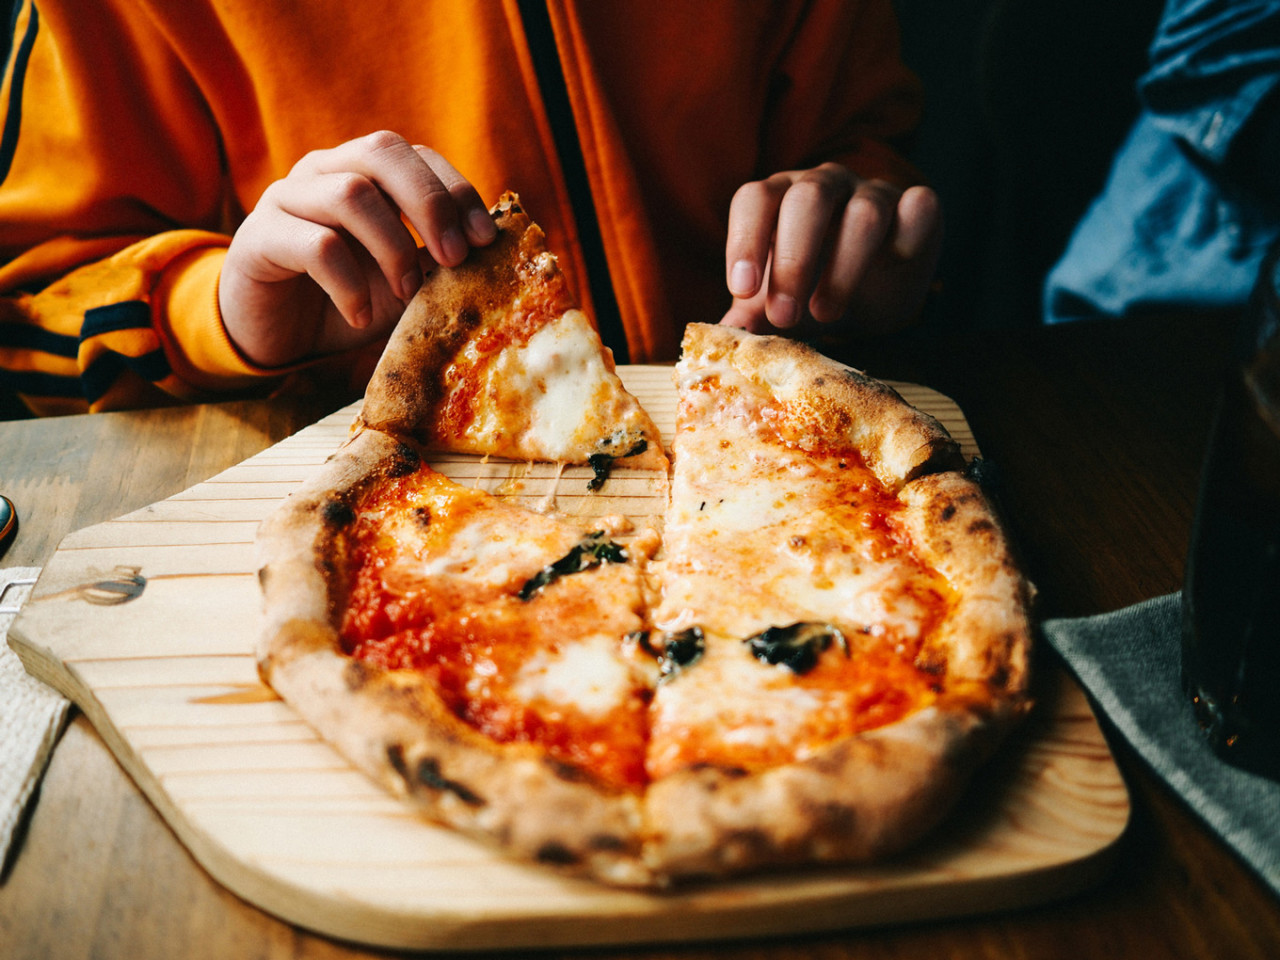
[155,244,284,392]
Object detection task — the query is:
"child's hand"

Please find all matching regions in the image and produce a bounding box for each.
[720,163,942,336]
[219,131,496,368]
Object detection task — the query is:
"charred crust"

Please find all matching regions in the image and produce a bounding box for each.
[546,758,590,783]
[456,304,481,331]
[989,663,1010,689]
[687,761,749,780]
[385,442,421,478]
[535,841,579,866]
[588,833,628,853]
[415,757,486,807]
[916,654,947,677]
[386,743,411,781]
[939,504,957,522]
[967,518,996,536]
[802,800,857,836]
[320,496,356,528]
[343,659,376,691]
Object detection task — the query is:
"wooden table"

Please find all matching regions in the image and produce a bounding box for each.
[1,314,1278,958]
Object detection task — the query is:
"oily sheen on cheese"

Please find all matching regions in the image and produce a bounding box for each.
[338,457,657,792]
[355,192,665,474]
[464,307,649,461]
[645,343,951,777]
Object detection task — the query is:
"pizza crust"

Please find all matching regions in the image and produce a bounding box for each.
[256,429,655,886]
[356,196,550,441]
[642,702,995,879]
[898,471,1035,698]
[678,323,963,487]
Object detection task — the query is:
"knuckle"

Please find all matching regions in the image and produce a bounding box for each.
[787,173,844,208]
[361,129,408,154]
[328,171,377,209]
[304,226,347,266]
[846,192,892,238]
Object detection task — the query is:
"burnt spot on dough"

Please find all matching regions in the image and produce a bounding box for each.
[588,833,628,853]
[989,662,1010,690]
[384,442,422,478]
[456,304,481,331]
[801,800,857,838]
[320,496,356,529]
[939,503,957,523]
[545,758,591,784]
[386,743,412,781]
[915,651,947,677]
[535,841,580,866]
[967,518,997,537]
[414,757,486,807]
[686,761,750,783]
[343,659,376,691]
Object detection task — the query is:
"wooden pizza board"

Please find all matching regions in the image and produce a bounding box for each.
[8,367,1129,951]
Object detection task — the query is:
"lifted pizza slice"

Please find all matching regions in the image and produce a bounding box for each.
[356,192,665,481]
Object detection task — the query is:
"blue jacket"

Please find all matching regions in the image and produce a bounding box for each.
[1044,0,1280,323]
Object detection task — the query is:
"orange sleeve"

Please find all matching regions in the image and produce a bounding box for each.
[764,0,924,187]
[0,1,287,415]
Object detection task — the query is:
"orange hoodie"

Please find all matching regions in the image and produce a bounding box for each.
[0,0,921,416]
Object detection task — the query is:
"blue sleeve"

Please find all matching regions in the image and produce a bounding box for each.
[1043,0,1280,324]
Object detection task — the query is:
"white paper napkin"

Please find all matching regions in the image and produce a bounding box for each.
[0,567,69,876]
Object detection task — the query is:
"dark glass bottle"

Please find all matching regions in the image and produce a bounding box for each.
[1181,246,1280,780]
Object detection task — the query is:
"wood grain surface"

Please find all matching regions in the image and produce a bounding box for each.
[7,369,1127,950]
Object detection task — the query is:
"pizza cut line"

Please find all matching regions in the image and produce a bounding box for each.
[254,195,1034,889]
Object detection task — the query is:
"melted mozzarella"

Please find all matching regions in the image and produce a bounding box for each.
[466,309,632,459]
[513,635,635,717]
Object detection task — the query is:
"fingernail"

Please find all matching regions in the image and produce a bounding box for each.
[729,260,757,297]
[468,207,497,243]
[771,294,799,328]
[441,226,467,265]
[354,304,373,329]
[399,268,422,301]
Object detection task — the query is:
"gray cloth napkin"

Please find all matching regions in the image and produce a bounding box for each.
[0,567,69,877]
[1042,593,1280,898]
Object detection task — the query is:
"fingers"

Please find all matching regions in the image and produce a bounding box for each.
[291,131,494,307]
[723,165,943,335]
[726,164,855,328]
[220,131,498,367]
[808,179,900,324]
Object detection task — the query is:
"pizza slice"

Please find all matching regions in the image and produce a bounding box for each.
[356,191,666,483]
[640,324,1033,878]
[256,428,663,886]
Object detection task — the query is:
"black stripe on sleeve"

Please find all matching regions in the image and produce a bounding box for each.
[0,321,78,356]
[81,346,171,405]
[0,1,39,187]
[516,0,629,363]
[82,299,152,338]
[0,367,83,399]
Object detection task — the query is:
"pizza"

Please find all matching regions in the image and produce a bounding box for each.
[254,198,1033,888]
[356,192,666,484]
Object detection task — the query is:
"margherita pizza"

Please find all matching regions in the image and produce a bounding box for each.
[255,195,1033,888]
